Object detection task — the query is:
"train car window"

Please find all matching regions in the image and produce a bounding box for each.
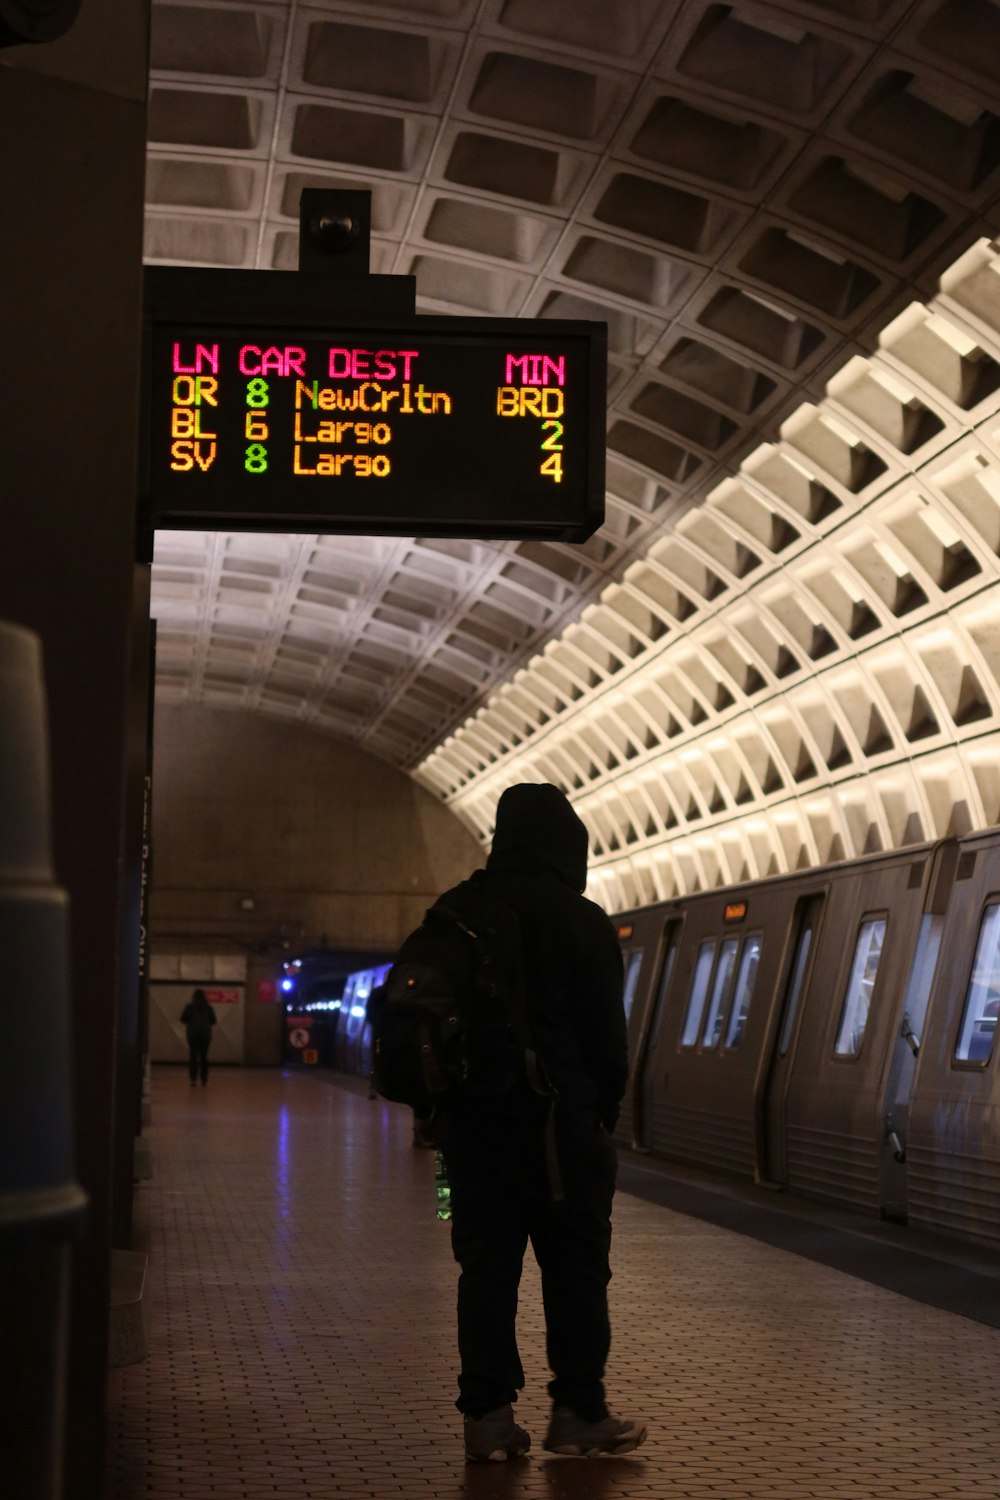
[954,903,1000,1065]
[681,941,716,1047]
[701,938,739,1049]
[648,924,681,1051]
[723,934,762,1050]
[622,949,645,1023]
[833,917,887,1057]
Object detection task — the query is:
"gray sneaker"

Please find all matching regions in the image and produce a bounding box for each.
[543,1407,648,1457]
[464,1405,531,1463]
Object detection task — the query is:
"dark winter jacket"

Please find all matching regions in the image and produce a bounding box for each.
[181,991,217,1045]
[437,783,627,1131]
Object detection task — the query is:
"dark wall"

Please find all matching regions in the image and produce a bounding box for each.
[152,704,483,959]
[0,4,149,1495]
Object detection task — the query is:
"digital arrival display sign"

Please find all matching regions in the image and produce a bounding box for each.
[142,282,607,541]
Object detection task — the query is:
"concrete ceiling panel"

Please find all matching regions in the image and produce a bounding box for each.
[146,0,1000,903]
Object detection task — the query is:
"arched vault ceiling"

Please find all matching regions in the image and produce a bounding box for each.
[423,238,1000,907]
[148,0,1000,787]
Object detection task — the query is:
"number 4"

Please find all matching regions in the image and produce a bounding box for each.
[541,452,563,483]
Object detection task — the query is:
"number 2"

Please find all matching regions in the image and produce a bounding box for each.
[541,420,563,451]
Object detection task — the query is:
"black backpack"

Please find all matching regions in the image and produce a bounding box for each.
[368,880,542,1115]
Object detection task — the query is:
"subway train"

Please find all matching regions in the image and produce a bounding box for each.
[282,951,390,1070]
[612,828,1000,1249]
[328,832,1000,1250]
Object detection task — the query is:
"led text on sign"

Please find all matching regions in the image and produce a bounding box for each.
[146,303,606,541]
[166,340,572,487]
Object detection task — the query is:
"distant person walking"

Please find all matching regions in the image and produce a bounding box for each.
[181,988,217,1086]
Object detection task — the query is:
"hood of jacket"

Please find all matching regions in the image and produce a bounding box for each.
[485,782,589,891]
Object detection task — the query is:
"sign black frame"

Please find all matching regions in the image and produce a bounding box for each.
[140,267,607,542]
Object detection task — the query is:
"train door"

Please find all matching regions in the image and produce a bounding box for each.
[880,842,955,1219]
[879,915,943,1217]
[343,968,373,1073]
[632,920,682,1150]
[622,947,645,1029]
[760,895,824,1184]
[612,945,648,1148]
[907,835,1000,1242]
[335,974,357,1070]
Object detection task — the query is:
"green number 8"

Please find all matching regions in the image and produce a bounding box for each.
[246,378,269,408]
[245,443,268,474]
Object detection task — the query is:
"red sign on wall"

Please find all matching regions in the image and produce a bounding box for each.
[257,980,276,1003]
[204,987,240,1005]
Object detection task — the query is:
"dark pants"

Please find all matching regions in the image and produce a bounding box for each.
[188,1037,210,1083]
[442,1105,616,1421]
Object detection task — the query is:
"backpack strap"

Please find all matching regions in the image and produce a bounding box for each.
[433,903,477,943]
[434,900,538,1057]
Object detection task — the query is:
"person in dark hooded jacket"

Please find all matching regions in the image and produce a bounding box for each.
[435,782,647,1462]
[180,988,217,1086]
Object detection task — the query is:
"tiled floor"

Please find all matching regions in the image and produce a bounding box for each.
[108,1067,1000,1499]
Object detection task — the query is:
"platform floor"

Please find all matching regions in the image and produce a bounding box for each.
[108,1067,1000,1499]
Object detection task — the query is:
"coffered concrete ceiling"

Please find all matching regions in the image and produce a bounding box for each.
[147,0,1000,896]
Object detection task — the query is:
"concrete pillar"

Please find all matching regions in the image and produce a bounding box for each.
[0,4,149,1494]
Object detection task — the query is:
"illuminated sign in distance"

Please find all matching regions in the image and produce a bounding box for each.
[723,902,748,924]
